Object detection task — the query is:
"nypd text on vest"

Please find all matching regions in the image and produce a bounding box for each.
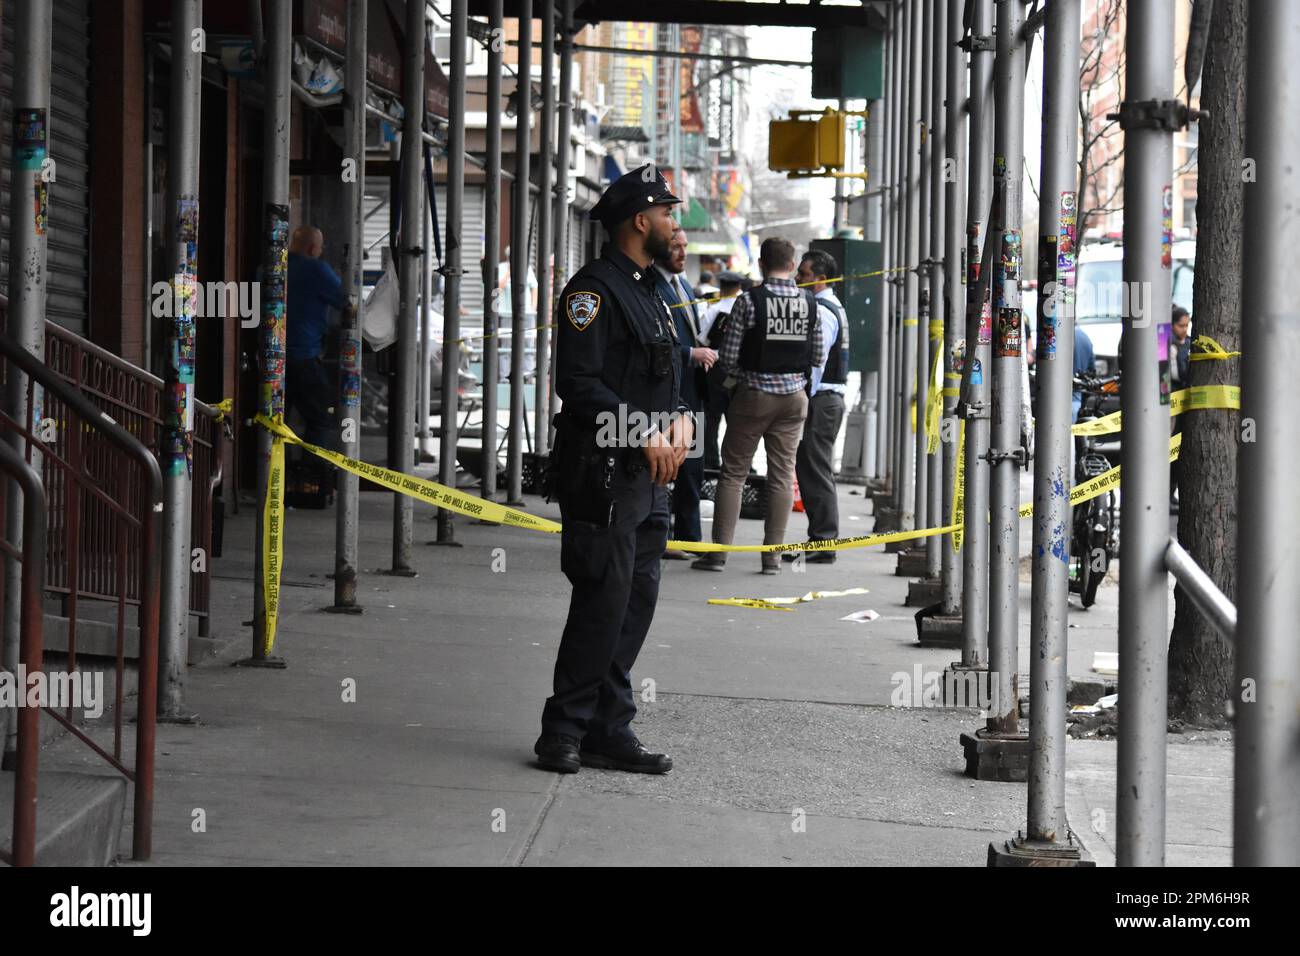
[763,294,810,341]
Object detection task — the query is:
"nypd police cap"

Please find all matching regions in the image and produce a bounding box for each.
[589,164,682,230]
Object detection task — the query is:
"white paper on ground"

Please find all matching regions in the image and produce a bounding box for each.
[840,609,880,624]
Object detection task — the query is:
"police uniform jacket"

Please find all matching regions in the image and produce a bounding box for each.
[555,245,685,443]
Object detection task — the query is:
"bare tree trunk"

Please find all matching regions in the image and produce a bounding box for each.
[1167,0,1247,727]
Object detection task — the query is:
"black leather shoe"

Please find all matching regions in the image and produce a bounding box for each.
[780,551,802,562]
[534,733,581,773]
[805,551,836,564]
[580,735,673,774]
[691,557,725,572]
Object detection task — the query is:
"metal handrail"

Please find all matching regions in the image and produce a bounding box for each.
[1165,537,1237,642]
[0,435,46,866]
[0,328,162,861]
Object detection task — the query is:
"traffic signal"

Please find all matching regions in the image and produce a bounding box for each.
[769,119,821,171]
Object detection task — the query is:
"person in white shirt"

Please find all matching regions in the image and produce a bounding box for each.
[788,250,850,563]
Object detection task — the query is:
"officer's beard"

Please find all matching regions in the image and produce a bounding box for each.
[645,228,673,264]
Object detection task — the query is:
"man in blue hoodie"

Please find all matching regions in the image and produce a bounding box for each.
[286,226,347,449]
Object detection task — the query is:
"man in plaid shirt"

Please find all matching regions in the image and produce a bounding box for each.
[692,237,826,574]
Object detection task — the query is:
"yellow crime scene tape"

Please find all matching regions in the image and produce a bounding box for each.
[251,379,1241,648]
[1069,384,1240,437]
[1189,335,1240,362]
[952,420,966,553]
[708,586,871,612]
[925,350,943,455]
[262,432,284,656]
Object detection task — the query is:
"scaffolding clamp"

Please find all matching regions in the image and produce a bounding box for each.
[980,446,1027,467]
[959,34,995,53]
[436,265,463,277]
[1108,98,1208,133]
[960,400,989,421]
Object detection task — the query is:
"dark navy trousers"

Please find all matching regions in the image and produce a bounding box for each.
[541,470,669,743]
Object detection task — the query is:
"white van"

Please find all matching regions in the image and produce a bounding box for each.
[1075,239,1196,375]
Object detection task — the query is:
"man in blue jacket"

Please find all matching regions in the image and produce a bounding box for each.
[286,226,347,449]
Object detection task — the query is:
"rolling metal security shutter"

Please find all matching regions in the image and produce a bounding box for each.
[434,182,484,325]
[0,0,92,334]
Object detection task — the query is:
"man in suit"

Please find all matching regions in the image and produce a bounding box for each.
[654,227,717,555]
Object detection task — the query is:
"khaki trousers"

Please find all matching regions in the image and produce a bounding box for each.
[712,383,808,566]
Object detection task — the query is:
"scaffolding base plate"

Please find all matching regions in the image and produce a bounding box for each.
[894,547,928,575]
[941,662,990,704]
[917,613,963,647]
[906,577,944,607]
[988,835,1095,868]
[960,728,1032,782]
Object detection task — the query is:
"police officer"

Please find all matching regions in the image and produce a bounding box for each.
[787,249,850,563]
[535,165,695,774]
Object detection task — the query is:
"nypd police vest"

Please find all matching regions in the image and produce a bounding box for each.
[738,285,817,374]
[819,297,851,385]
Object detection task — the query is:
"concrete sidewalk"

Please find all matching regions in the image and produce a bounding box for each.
[56,473,1228,866]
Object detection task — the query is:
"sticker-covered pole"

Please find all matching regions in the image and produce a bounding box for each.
[159,0,202,717]
[960,0,994,671]
[987,0,1026,736]
[1116,0,1175,868]
[1027,0,1081,846]
[252,0,291,661]
[2,0,52,758]
[333,0,367,612]
[940,0,967,616]
[1237,0,1300,867]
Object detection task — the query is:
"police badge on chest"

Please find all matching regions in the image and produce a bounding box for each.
[567,292,601,331]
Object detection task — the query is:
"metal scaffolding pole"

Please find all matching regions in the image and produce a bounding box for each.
[507,0,533,505]
[391,0,426,569]
[252,0,291,661]
[2,0,52,757]
[940,0,967,617]
[960,0,994,671]
[873,5,896,485]
[533,0,554,457]
[481,0,504,503]
[883,3,904,508]
[986,0,1025,736]
[923,0,945,581]
[437,0,468,545]
[911,0,932,539]
[420,162,434,462]
[895,0,920,525]
[158,0,202,718]
[1026,0,1081,849]
[550,0,574,451]
[333,0,366,612]
[1237,0,1300,867]
[833,97,848,231]
[1115,0,1174,868]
